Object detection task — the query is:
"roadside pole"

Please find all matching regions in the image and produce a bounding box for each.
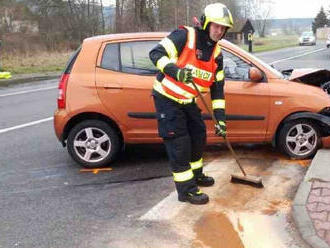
[248,32,253,53]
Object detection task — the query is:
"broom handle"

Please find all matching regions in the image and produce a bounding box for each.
[190,80,247,177]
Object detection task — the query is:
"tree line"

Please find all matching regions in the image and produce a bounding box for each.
[313,6,330,34]
[0,0,329,53]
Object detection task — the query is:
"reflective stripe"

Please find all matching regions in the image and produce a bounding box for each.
[153,81,194,104]
[161,77,196,99]
[216,70,224,81]
[218,121,225,126]
[186,83,208,93]
[214,43,222,58]
[156,56,171,72]
[212,99,225,109]
[185,26,196,49]
[188,189,203,196]
[173,169,194,182]
[190,158,203,170]
[160,38,178,59]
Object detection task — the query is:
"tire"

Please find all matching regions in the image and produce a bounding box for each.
[277,119,321,159]
[67,120,121,168]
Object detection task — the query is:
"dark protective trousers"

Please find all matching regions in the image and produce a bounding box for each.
[152,91,206,195]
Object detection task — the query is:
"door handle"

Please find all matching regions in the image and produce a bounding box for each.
[103,83,122,89]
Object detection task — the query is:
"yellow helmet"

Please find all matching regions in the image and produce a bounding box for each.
[201,3,234,30]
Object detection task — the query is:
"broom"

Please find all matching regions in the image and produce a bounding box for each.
[190,80,264,188]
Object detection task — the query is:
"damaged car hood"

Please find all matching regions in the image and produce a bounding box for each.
[281,68,330,85]
[281,68,330,94]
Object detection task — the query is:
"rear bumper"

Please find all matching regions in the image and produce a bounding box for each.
[300,41,315,45]
[54,109,70,146]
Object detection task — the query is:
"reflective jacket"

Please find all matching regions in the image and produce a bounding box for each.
[149,26,226,122]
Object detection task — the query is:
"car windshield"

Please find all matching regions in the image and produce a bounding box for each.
[302,32,313,37]
[227,42,284,79]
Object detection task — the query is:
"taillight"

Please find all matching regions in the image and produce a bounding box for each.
[57,73,70,109]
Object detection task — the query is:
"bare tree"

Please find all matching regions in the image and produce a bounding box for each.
[250,0,274,37]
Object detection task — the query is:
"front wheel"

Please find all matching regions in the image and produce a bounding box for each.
[277,120,321,159]
[67,120,121,168]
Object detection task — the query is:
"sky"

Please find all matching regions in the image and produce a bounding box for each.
[103,0,330,19]
[272,0,330,19]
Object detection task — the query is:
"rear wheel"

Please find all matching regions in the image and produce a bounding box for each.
[67,120,121,168]
[277,119,321,159]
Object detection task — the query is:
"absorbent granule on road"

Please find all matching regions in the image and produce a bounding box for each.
[167,157,310,248]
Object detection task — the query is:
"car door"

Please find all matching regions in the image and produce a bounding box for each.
[95,39,160,141]
[201,49,270,142]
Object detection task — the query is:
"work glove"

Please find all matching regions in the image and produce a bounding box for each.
[176,68,193,84]
[215,121,226,138]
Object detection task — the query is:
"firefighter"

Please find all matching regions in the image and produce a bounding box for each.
[149,3,233,205]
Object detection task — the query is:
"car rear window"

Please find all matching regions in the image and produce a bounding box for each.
[64,46,81,74]
[101,43,120,71]
[120,41,158,75]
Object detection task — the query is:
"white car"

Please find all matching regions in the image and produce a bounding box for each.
[327,35,330,48]
[299,31,316,46]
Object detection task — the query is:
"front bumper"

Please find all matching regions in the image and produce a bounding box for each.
[322,136,330,148]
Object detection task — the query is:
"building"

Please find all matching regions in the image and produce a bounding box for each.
[316,26,330,39]
[225,19,255,44]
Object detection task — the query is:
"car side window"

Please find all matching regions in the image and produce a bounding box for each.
[222,49,251,81]
[101,43,120,71]
[120,41,158,75]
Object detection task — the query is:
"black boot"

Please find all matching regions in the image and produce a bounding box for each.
[178,190,209,205]
[196,173,215,187]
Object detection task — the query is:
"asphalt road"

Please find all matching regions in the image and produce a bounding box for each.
[0,41,329,248]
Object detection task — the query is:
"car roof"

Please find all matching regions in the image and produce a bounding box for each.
[84,32,169,43]
[83,32,238,50]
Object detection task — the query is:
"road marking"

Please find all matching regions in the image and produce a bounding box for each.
[80,168,113,174]
[0,117,53,134]
[0,86,57,98]
[270,48,326,64]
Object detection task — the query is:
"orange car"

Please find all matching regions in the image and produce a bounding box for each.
[54,32,330,168]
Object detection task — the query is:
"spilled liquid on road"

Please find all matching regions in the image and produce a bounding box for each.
[193,212,244,248]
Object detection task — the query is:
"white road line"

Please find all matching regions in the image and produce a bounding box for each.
[0,86,57,98]
[0,117,54,134]
[270,48,326,64]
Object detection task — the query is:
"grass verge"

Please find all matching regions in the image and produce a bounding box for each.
[240,35,299,53]
[1,51,73,74]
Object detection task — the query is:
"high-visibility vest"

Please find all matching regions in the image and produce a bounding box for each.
[154,26,221,104]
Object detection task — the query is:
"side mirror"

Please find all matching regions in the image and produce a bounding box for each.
[249,67,263,82]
